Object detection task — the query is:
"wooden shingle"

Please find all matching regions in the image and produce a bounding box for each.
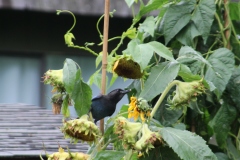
[0,104,89,159]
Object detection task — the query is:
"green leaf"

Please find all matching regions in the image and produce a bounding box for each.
[137,0,168,18]
[125,0,135,7]
[62,94,70,117]
[147,41,175,61]
[215,152,231,160]
[191,0,216,43]
[160,127,217,160]
[226,66,240,112]
[205,48,235,98]
[163,1,194,44]
[139,61,180,101]
[94,150,125,160]
[177,46,211,68]
[64,32,75,46]
[229,2,240,21]
[176,22,200,47]
[226,138,240,160]
[123,28,136,39]
[118,104,129,118]
[123,39,153,70]
[208,103,237,148]
[63,58,78,94]
[96,52,102,68]
[124,40,175,70]
[71,70,92,117]
[108,74,118,89]
[139,16,155,37]
[153,94,182,126]
[88,69,101,89]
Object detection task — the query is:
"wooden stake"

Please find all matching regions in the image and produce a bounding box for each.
[100,0,110,134]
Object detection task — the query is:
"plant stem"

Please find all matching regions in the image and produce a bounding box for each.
[223,0,231,49]
[70,45,98,56]
[215,13,228,47]
[150,80,179,119]
[100,0,110,135]
[98,36,122,46]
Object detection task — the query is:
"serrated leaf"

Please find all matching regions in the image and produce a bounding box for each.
[226,66,240,112]
[124,40,175,70]
[139,16,155,37]
[147,41,175,61]
[191,0,215,44]
[229,2,240,21]
[177,46,211,67]
[137,0,168,18]
[163,1,194,44]
[160,127,217,160]
[208,103,237,148]
[123,39,153,70]
[94,150,125,160]
[63,58,78,94]
[205,48,235,98]
[62,94,70,117]
[176,22,200,47]
[139,61,180,101]
[71,70,92,117]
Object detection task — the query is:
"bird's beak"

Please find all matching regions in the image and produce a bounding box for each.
[121,89,131,94]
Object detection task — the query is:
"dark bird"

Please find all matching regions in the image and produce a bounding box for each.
[90,88,130,123]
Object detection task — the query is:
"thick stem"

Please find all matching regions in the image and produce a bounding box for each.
[100,0,110,135]
[150,80,180,119]
[223,0,231,49]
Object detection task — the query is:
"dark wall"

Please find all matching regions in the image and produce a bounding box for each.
[0,9,132,55]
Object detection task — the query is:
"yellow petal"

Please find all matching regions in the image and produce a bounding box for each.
[140,112,145,122]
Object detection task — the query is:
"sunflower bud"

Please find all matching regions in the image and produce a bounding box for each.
[134,124,161,153]
[42,69,65,92]
[46,147,70,160]
[71,152,90,160]
[114,116,142,148]
[168,79,205,109]
[61,114,100,143]
[45,147,90,160]
[113,58,142,79]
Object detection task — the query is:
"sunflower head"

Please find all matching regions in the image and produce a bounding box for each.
[42,69,65,92]
[128,97,152,122]
[61,114,100,143]
[112,58,143,79]
[168,79,206,109]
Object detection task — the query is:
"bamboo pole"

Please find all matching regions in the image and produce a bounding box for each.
[100,0,110,134]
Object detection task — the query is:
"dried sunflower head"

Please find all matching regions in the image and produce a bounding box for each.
[113,58,143,79]
[61,114,100,144]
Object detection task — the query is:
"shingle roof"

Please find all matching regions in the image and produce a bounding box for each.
[0,104,89,158]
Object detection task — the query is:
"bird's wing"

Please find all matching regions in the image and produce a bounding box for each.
[91,94,103,101]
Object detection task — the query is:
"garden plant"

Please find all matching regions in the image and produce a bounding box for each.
[41,0,240,159]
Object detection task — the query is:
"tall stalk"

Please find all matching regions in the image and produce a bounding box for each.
[100,0,110,134]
